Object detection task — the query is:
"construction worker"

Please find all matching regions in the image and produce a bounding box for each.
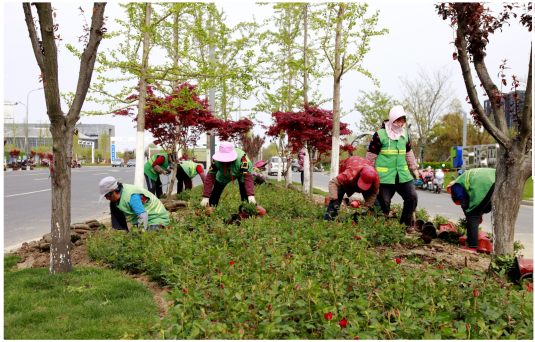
[324,156,380,220]
[366,105,420,231]
[144,152,175,198]
[99,176,169,232]
[200,141,256,206]
[447,168,496,254]
[175,160,206,194]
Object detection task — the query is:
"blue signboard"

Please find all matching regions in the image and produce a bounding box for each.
[111,144,116,161]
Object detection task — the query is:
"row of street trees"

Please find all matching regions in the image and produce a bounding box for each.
[24,2,531,272]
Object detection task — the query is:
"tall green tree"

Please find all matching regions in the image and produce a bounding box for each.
[311,3,387,179]
[354,90,397,132]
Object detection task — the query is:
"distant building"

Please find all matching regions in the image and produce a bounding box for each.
[4,123,115,150]
[484,90,525,129]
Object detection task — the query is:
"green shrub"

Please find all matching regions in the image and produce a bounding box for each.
[86,184,533,340]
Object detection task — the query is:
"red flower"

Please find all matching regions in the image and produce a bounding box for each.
[334,235,337,238]
[244,244,248,248]
[355,235,361,240]
[287,254,291,258]
[395,309,400,317]
[439,324,444,329]
[290,231,293,234]
[221,284,225,289]
[354,337,359,340]
[239,229,242,232]
[273,203,275,206]
[339,318,348,328]
[376,232,379,236]
[268,304,272,310]
[466,324,470,330]
[183,289,187,293]
[230,261,237,265]
[154,258,157,261]
[295,285,299,289]
[396,258,401,264]
[473,289,479,296]
[324,312,333,320]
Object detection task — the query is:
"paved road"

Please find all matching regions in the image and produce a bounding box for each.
[267,170,534,258]
[4,166,203,249]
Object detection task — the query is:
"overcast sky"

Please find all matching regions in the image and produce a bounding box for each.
[2,2,532,152]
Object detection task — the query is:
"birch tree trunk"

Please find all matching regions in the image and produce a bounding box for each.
[303,146,310,195]
[330,5,344,180]
[134,3,151,188]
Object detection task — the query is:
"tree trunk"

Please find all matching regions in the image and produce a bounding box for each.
[303,145,311,196]
[134,2,152,188]
[303,4,308,104]
[492,144,531,255]
[277,135,282,182]
[330,4,343,180]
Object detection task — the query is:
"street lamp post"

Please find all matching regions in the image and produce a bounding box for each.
[15,87,43,170]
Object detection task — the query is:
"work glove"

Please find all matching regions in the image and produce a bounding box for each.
[137,212,149,230]
[248,196,256,204]
[332,199,340,210]
[200,198,210,207]
[411,169,420,181]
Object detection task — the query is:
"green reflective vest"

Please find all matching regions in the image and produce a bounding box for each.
[454,168,496,213]
[116,184,170,227]
[180,161,201,179]
[144,153,169,181]
[209,148,252,184]
[374,128,412,184]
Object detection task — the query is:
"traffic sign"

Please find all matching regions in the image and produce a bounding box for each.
[111,144,116,161]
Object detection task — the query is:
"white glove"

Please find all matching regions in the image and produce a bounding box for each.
[411,169,419,181]
[200,198,210,207]
[248,196,256,204]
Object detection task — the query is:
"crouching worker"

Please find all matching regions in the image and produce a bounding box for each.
[144,152,175,198]
[99,176,170,232]
[252,160,268,185]
[447,168,495,254]
[200,142,256,206]
[324,156,380,221]
[175,160,206,194]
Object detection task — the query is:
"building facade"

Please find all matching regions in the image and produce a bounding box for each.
[483,90,525,129]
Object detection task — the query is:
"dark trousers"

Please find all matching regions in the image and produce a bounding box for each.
[209,180,248,206]
[145,174,163,198]
[377,176,418,227]
[463,184,494,248]
[175,164,193,194]
[300,171,304,186]
[324,186,346,220]
[110,202,129,231]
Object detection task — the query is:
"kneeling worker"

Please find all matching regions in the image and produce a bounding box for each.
[200,142,256,206]
[144,152,175,198]
[324,156,380,220]
[175,160,206,194]
[99,176,170,232]
[447,168,495,254]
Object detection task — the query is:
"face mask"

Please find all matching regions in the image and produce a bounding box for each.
[392,122,404,129]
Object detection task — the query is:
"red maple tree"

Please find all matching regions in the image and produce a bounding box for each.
[266,104,352,194]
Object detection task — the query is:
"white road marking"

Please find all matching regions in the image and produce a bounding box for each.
[5,189,51,197]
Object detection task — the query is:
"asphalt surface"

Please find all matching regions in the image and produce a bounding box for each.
[3,166,203,249]
[267,170,534,258]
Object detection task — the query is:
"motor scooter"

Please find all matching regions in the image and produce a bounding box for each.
[434,169,444,193]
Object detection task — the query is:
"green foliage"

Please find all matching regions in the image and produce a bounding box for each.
[354,90,397,132]
[422,161,453,170]
[86,185,532,339]
[432,214,450,227]
[455,218,468,236]
[414,206,431,222]
[4,254,21,272]
[4,266,157,339]
[489,254,517,277]
[241,201,259,216]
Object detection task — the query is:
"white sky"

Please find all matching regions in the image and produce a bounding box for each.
[2,1,532,152]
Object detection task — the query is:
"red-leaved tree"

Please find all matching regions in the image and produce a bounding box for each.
[436,3,532,255]
[267,104,352,195]
[240,134,265,163]
[116,83,219,198]
[215,118,255,145]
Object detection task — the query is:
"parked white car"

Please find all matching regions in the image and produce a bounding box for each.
[267,156,287,176]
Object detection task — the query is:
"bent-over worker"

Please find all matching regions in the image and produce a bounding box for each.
[447,168,495,254]
[144,152,175,198]
[99,176,169,232]
[175,160,206,194]
[324,156,380,221]
[200,142,256,206]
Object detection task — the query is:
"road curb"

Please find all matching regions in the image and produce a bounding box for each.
[414,185,534,206]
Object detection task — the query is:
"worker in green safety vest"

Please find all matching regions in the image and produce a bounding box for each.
[447,168,496,254]
[99,176,169,232]
[175,160,206,194]
[200,141,257,207]
[144,153,175,198]
[366,105,420,232]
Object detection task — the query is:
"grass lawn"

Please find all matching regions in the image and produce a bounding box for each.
[4,261,158,339]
